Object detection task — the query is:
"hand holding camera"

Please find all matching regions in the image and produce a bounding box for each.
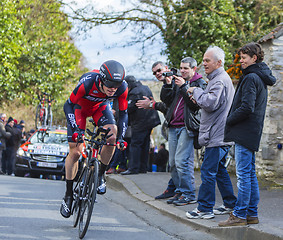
[162,67,180,84]
[174,76,186,87]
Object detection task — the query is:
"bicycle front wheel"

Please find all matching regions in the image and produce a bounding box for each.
[73,166,87,228]
[78,159,99,239]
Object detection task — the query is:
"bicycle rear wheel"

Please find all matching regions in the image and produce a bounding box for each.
[73,166,87,228]
[46,107,53,128]
[78,159,99,239]
[35,105,42,129]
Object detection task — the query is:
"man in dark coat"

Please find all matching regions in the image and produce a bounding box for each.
[0,113,11,174]
[122,75,161,174]
[154,143,169,172]
[2,117,15,175]
[219,42,276,227]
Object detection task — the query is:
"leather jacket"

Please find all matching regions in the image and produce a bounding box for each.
[160,76,207,133]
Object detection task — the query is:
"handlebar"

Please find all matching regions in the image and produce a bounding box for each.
[84,126,116,149]
[37,92,54,103]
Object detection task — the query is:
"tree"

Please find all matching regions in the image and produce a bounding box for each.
[0,0,84,103]
[64,0,282,67]
[0,0,26,100]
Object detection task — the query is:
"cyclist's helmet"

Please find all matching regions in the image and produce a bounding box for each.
[99,60,125,88]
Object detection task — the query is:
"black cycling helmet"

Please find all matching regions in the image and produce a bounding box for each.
[99,60,125,88]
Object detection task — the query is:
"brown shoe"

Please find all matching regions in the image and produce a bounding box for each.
[218,213,247,227]
[116,168,126,174]
[247,216,259,224]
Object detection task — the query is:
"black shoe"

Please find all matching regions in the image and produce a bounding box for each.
[155,190,175,200]
[60,195,73,218]
[173,196,197,206]
[166,193,181,204]
[121,170,138,175]
[97,175,106,195]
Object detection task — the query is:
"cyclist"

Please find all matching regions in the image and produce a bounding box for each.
[60,60,128,218]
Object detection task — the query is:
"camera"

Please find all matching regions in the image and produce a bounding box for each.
[162,67,179,77]
[162,71,174,77]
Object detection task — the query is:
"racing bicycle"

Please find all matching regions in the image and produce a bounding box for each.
[35,93,53,129]
[72,120,115,239]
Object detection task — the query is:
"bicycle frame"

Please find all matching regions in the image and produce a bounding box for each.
[35,92,53,129]
[72,122,115,239]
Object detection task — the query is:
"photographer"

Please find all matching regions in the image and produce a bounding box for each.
[121,75,161,175]
[160,57,206,206]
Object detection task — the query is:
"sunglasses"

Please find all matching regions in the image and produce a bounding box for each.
[153,68,162,75]
[102,78,122,88]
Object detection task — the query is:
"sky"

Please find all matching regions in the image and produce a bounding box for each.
[61,0,166,80]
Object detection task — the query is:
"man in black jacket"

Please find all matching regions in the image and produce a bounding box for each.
[0,113,11,174]
[154,143,169,172]
[161,57,207,206]
[122,75,161,175]
[2,117,15,175]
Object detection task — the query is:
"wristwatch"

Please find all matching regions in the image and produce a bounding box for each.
[149,101,153,109]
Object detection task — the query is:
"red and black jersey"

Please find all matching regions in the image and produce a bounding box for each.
[64,70,128,140]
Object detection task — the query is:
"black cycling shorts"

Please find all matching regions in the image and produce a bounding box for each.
[67,101,116,143]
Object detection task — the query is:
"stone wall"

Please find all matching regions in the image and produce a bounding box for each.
[257,36,283,179]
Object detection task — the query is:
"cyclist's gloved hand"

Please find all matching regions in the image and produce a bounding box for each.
[72,129,84,143]
[117,139,127,151]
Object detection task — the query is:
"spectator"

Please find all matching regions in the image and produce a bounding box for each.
[154,143,169,172]
[2,117,15,175]
[186,46,237,219]
[0,113,11,174]
[13,119,23,150]
[136,61,176,200]
[18,120,27,142]
[219,43,276,227]
[161,57,206,206]
[106,99,130,175]
[121,75,161,175]
[26,129,35,140]
[106,148,127,174]
[148,136,157,172]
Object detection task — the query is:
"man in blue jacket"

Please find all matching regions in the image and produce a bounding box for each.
[219,42,276,227]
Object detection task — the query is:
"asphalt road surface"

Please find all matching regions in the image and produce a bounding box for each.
[0,175,220,240]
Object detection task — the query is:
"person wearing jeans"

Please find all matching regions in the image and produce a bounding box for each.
[233,144,259,218]
[186,46,237,219]
[168,127,195,202]
[198,146,236,213]
[161,57,207,206]
[220,42,276,227]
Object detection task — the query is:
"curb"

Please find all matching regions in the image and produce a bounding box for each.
[107,174,283,240]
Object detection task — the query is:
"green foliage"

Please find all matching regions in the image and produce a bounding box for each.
[159,0,282,67]
[69,0,282,67]
[0,0,26,100]
[162,0,238,66]
[0,0,83,104]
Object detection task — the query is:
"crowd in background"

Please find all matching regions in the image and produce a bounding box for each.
[0,113,32,176]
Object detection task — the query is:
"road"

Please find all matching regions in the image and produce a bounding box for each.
[0,175,220,240]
